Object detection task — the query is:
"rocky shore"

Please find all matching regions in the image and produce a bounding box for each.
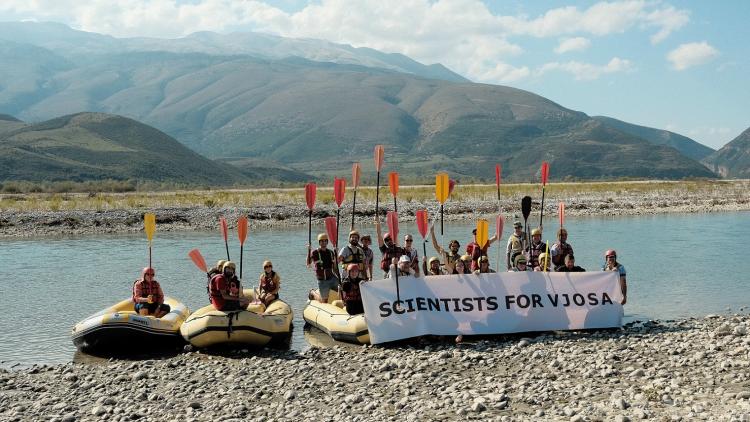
[1,181,749,237]
[2,314,749,421]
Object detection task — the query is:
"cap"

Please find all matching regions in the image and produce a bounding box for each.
[398,255,410,264]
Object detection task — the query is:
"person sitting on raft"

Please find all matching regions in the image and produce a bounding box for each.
[550,228,574,271]
[209,261,249,311]
[258,260,280,307]
[506,221,527,270]
[208,260,226,279]
[453,257,469,275]
[132,267,170,318]
[375,217,405,279]
[360,235,374,281]
[422,256,444,276]
[556,254,585,272]
[533,252,551,272]
[509,254,530,272]
[388,255,415,279]
[429,225,461,272]
[467,228,499,272]
[341,264,366,315]
[307,233,339,303]
[602,249,627,305]
[473,256,496,274]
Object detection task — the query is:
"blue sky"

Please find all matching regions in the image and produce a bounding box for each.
[1,0,747,149]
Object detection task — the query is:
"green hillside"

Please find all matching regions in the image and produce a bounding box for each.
[0,113,251,185]
[702,128,750,178]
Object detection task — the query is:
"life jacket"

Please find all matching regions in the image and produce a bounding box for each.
[341,244,366,272]
[508,233,526,264]
[551,241,573,267]
[311,248,336,280]
[260,271,279,294]
[206,269,221,300]
[341,277,363,302]
[380,245,405,272]
[445,251,460,265]
[527,241,545,268]
[132,279,160,303]
[468,242,489,271]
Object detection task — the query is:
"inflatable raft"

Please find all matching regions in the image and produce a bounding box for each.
[180,289,293,348]
[303,291,370,344]
[71,297,189,351]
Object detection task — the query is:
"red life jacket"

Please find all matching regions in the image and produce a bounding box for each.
[132,279,162,303]
[379,245,405,272]
[341,277,363,302]
[467,242,488,271]
[260,271,279,294]
[311,248,336,280]
[552,241,574,267]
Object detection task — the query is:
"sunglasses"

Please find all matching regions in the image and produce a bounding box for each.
[145,272,155,276]
[405,239,413,242]
[264,265,272,269]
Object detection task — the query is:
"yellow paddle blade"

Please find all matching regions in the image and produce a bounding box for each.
[476,219,489,248]
[144,213,156,242]
[435,173,449,204]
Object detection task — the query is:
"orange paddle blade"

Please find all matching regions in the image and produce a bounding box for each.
[541,161,550,186]
[388,172,399,197]
[435,173,449,204]
[448,179,456,196]
[559,202,565,227]
[334,177,346,207]
[416,209,428,239]
[325,216,338,248]
[305,183,316,210]
[386,211,399,242]
[188,249,207,273]
[495,164,502,187]
[237,215,248,245]
[219,217,228,242]
[495,215,504,240]
[352,162,361,188]
[374,145,384,172]
[476,219,489,248]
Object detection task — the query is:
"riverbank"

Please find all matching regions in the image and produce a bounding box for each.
[2,314,748,421]
[1,180,748,237]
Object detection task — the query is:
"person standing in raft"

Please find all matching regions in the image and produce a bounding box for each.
[387,255,415,279]
[307,233,339,303]
[422,256,445,276]
[506,221,527,270]
[556,254,585,272]
[133,267,170,318]
[509,254,531,272]
[473,256,496,274]
[360,235,375,281]
[429,225,461,273]
[403,234,421,277]
[526,228,545,269]
[374,217,405,279]
[466,228,499,272]
[602,249,627,305]
[258,260,280,307]
[339,230,368,280]
[341,264,366,315]
[209,261,249,311]
[550,228,574,271]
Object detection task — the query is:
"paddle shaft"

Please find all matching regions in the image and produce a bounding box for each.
[393,196,397,214]
[440,205,444,236]
[148,244,152,268]
[308,210,312,245]
[375,171,381,217]
[539,186,546,229]
[224,241,230,261]
[240,247,244,279]
[351,189,357,230]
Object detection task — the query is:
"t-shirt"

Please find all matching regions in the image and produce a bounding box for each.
[602,264,626,276]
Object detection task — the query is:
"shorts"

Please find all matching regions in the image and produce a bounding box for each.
[317,275,339,299]
[134,302,171,315]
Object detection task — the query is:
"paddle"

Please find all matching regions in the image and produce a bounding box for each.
[448,179,456,197]
[219,217,230,261]
[435,173,449,236]
[539,161,550,229]
[325,216,340,279]
[305,183,316,245]
[388,171,399,213]
[495,215,505,272]
[495,164,502,212]
[237,215,248,279]
[374,145,384,218]
[521,196,532,253]
[144,213,155,268]
[334,177,346,259]
[350,163,361,230]
[559,202,565,229]
[544,240,550,272]
[416,209,429,259]
[188,248,208,274]
[476,219,489,270]
[386,210,402,306]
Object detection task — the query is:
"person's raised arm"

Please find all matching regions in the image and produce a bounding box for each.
[430,224,444,255]
[375,217,384,248]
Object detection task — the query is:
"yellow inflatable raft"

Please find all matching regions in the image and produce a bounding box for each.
[71,297,189,351]
[303,291,369,344]
[180,289,293,348]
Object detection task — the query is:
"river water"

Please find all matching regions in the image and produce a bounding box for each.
[1,211,748,366]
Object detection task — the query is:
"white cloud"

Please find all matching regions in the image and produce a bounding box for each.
[667,41,719,70]
[0,0,690,84]
[554,37,591,54]
[537,57,632,80]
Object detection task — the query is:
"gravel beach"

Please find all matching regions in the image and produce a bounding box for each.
[2,314,749,421]
[1,181,749,237]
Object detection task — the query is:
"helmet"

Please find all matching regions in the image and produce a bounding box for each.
[531,228,542,236]
[428,257,440,266]
[538,253,548,262]
[349,230,360,238]
[222,261,236,271]
[262,260,273,268]
[398,255,410,264]
[142,267,155,277]
[605,249,617,258]
[513,221,522,228]
[215,260,227,270]
[383,232,392,241]
[347,263,359,272]
[317,233,328,241]
[478,256,489,264]
[514,255,527,266]
[460,254,471,261]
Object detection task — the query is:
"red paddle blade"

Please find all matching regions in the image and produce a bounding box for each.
[386,211,399,242]
[188,249,207,272]
[388,172,399,197]
[374,145,384,172]
[495,164,502,187]
[448,179,456,196]
[237,215,248,245]
[541,161,550,186]
[559,202,565,227]
[495,215,504,240]
[334,177,346,207]
[305,183,316,210]
[219,217,228,242]
[325,216,338,248]
[352,163,361,188]
[416,209,428,239]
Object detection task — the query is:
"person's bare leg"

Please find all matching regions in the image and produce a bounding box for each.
[138,307,149,316]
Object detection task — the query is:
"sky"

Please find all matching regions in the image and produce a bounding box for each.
[1,0,747,149]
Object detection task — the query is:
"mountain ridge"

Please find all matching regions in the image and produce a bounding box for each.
[701,127,750,178]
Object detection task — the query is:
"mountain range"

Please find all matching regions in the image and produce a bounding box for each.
[0,22,738,184]
[702,127,750,178]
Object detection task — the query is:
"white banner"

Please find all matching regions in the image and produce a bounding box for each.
[361,272,623,344]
